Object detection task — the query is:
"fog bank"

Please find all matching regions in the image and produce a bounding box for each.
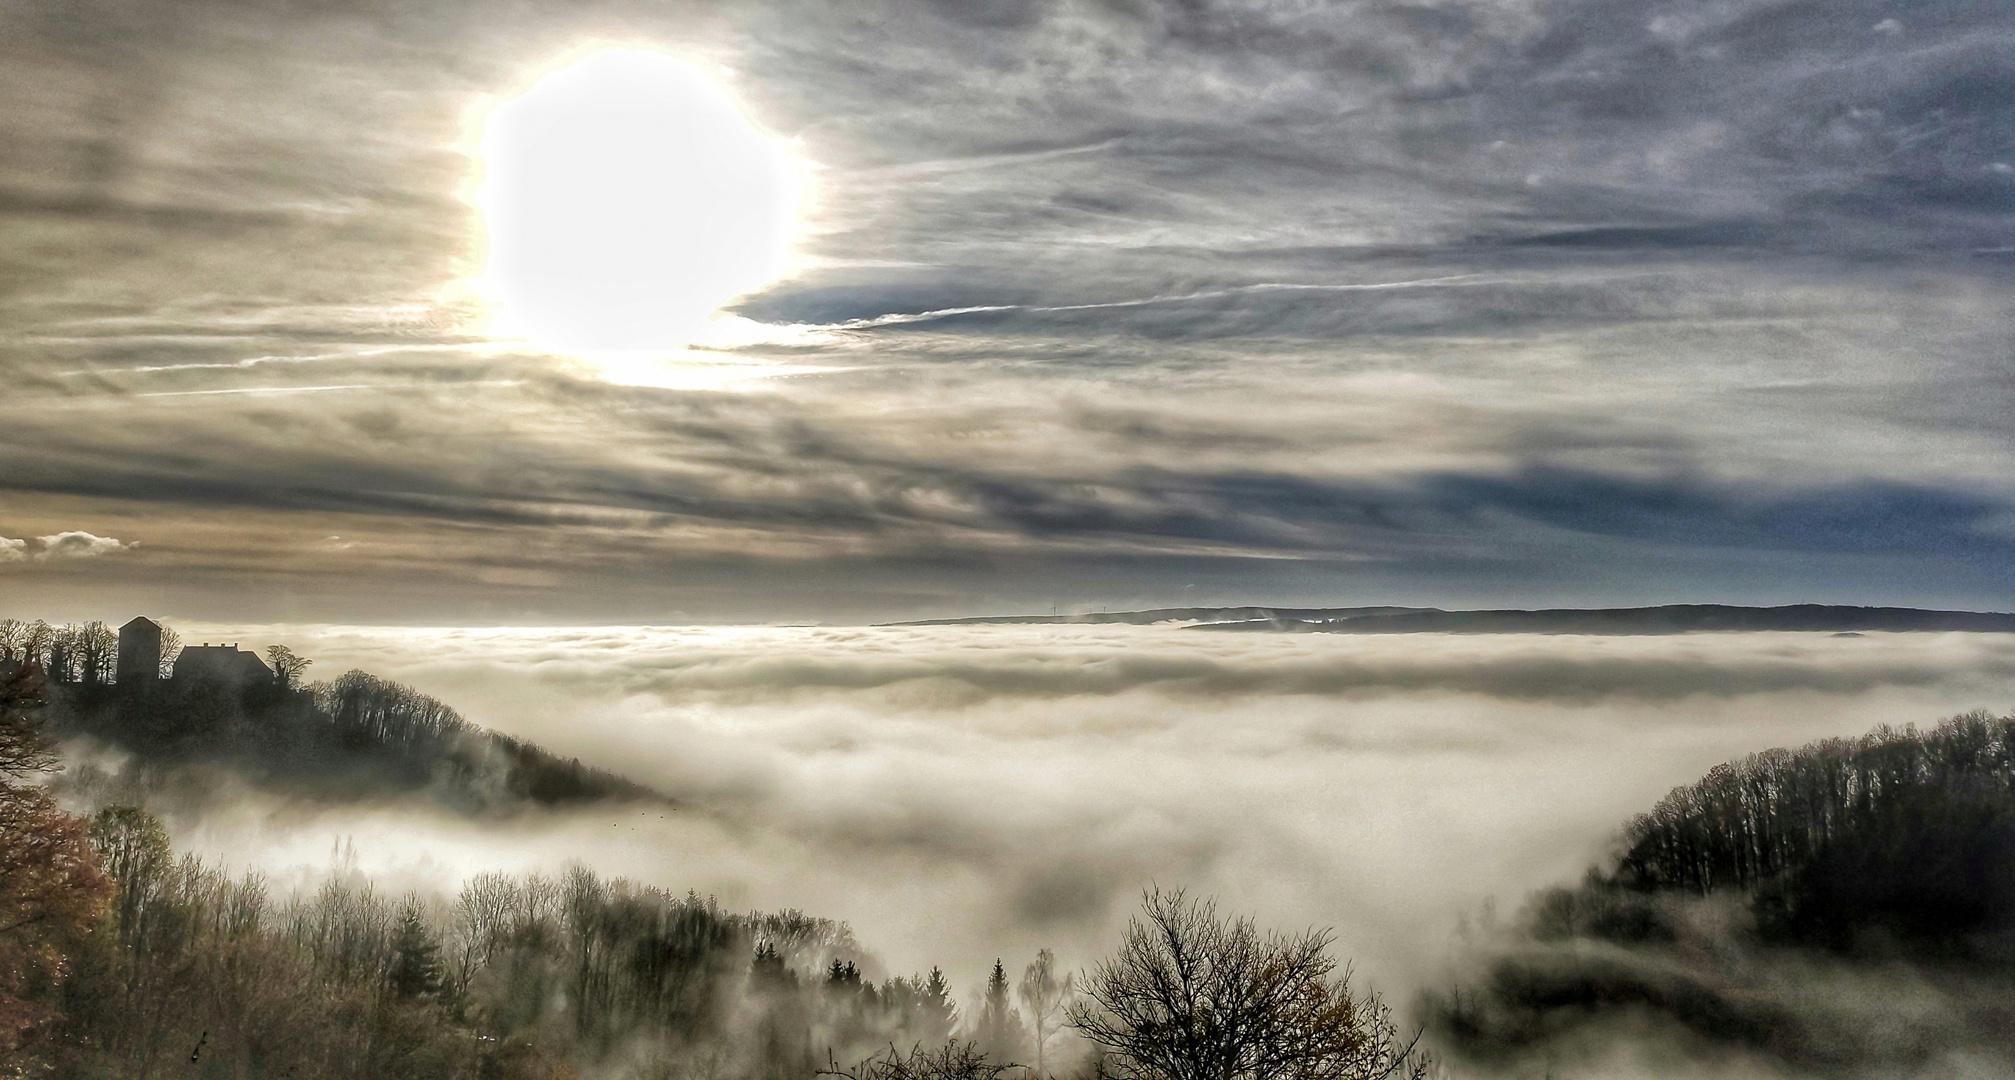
[149,623,2015,1018]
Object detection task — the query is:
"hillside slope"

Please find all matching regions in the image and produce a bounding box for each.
[44,667,665,813]
[1431,711,2015,1076]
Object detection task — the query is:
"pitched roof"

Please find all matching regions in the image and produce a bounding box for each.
[173,644,271,684]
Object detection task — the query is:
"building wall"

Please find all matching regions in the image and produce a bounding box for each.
[117,618,161,683]
[173,645,271,686]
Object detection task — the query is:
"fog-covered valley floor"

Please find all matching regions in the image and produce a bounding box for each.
[140,623,2015,1018]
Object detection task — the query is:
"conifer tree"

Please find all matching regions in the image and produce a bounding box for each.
[918,966,957,1044]
[389,901,444,999]
[969,960,1027,1065]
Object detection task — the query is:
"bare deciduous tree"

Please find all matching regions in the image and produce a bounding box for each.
[265,645,312,689]
[1069,889,1429,1080]
[76,621,116,685]
[822,1041,1020,1080]
[1018,949,1073,1076]
[452,870,520,993]
[46,625,77,683]
[20,623,52,670]
[89,804,172,953]
[157,626,181,679]
[0,667,56,784]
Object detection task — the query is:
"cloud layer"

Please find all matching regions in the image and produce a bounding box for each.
[137,622,2015,1019]
[0,531,131,563]
[2,0,2013,619]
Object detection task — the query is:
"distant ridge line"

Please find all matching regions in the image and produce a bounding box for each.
[890,604,2015,634]
[883,606,1427,627]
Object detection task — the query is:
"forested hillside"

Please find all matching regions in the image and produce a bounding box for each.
[1612,711,2015,951]
[0,619,660,813]
[1432,711,2015,1076]
[0,658,1429,1080]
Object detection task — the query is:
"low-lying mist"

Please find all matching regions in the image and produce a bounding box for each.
[139,624,2015,1041]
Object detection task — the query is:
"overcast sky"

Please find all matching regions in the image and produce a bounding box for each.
[6,0,2015,622]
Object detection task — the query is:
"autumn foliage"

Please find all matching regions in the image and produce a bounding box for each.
[1070,890,1428,1080]
[0,664,112,1052]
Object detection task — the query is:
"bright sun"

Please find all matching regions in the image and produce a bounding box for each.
[475,47,799,359]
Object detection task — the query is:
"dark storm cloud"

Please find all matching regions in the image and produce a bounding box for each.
[5,0,2015,618]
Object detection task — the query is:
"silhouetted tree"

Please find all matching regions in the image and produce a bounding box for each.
[46,626,75,684]
[969,959,1027,1065]
[917,966,957,1045]
[389,898,444,999]
[266,645,312,689]
[1070,889,1428,1080]
[750,941,814,1080]
[76,622,116,685]
[0,665,57,783]
[20,622,53,670]
[156,626,181,679]
[89,805,171,954]
[1610,710,2015,951]
[822,1040,1019,1080]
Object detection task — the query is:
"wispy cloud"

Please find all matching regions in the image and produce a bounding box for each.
[0,0,2011,617]
[823,274,1496,329]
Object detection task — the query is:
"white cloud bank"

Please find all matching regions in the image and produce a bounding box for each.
[156,622,2015,1018]
[32,531,130,560]
[0,537,24,562]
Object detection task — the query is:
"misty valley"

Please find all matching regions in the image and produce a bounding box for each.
[0,614,2013,1079]
[10,0,2015,1071]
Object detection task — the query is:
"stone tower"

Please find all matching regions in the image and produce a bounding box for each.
[117,616,162,683]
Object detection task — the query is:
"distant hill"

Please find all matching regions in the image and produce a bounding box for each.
[887,605,1429,626]
[1197,604,2015,634]
[895,603,2015,633]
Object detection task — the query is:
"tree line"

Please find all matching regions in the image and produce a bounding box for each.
[5,618,659,813]
[0,660,1431,1080]
[1610,709,2015,949]
[0,621,130,687]
[1429,709,2015,1075]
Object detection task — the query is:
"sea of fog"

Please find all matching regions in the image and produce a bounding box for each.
[156,623,2015,1021]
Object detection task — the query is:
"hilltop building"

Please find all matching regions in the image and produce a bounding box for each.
[106,617,285,694]
[117,616,162,683]
[174,643,272,687]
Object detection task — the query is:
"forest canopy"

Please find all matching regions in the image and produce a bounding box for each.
[0,638,1430,1080]
[0,617,662,813]
[1431,710,2015,1076]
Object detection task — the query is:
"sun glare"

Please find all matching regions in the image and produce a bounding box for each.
[474,47,799,361]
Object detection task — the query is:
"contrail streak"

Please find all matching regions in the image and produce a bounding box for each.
[826,274,1492,329]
